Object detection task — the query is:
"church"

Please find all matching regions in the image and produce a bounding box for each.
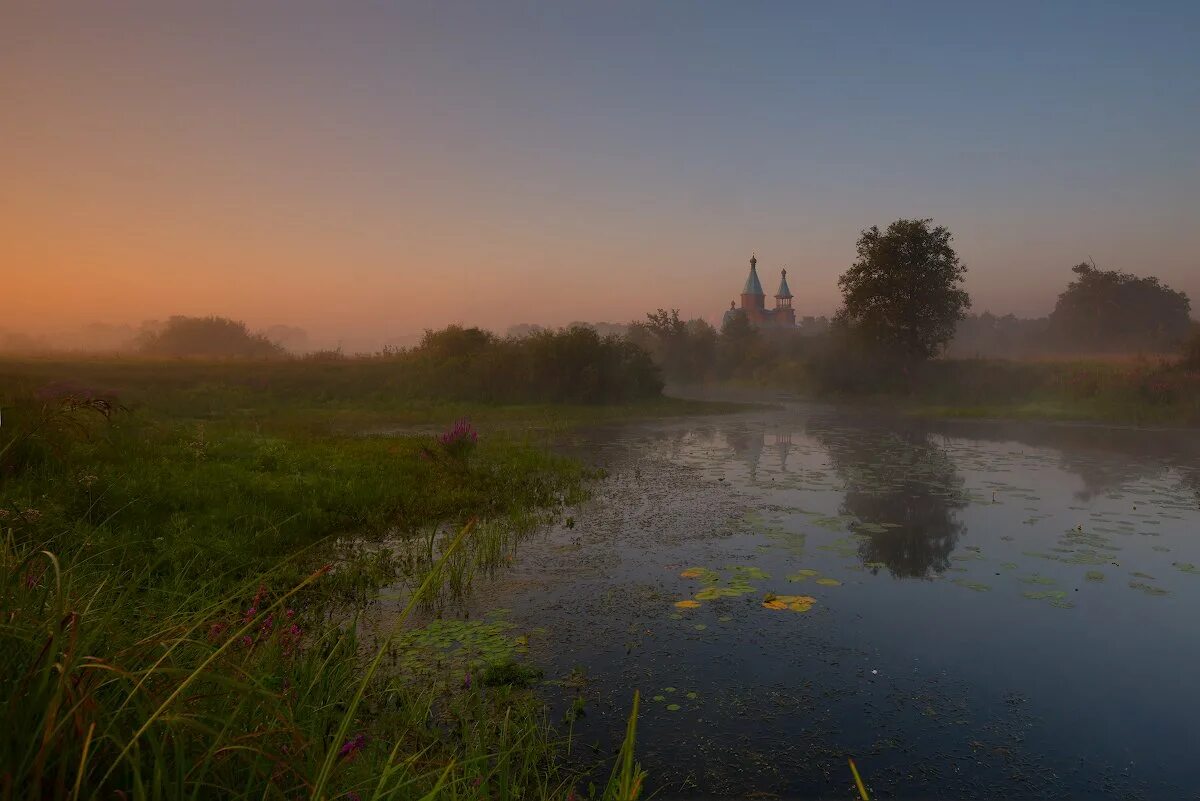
[723,255,795,328]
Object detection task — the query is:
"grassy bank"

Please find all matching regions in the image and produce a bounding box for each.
[0,358,669,799]
[790,354,1200,426]
[891,358,1200,426]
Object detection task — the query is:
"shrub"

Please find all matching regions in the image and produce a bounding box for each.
[139,315,286,358]
[1182,327,1200,370]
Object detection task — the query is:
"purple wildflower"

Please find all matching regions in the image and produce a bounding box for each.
[463,671,472,690]
[436,418,479,462]
[339,733,367,759]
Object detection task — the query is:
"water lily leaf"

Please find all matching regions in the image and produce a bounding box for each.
[1174,562,1200,575]
[727,565,770,580]
[664,686,676,693]
[1129,581,1169,596]
[815,578,842,587]
[695,586,745,601]
[787,569,820,581]
[686,692,698,699]
[1022,590,1067,601]
[953,579,990,592]
[693,623,707,631]
[653,695,665,702]
[680,566,720,582]
[673,600,701,609]
[666,704,681,711]
[1085,571,1104,581]
[762,600,788,610]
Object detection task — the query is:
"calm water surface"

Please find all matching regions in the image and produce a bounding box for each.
[473,402,1200,799]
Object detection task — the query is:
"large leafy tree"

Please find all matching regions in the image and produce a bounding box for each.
[835,218,970,360]
[1047,262,1191,352]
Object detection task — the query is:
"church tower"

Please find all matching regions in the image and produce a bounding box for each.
[740,255,766,321]
[774,269,796,327]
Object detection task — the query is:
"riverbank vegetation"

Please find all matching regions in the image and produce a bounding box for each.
[625,220,1200,425]
[1,356,660,799]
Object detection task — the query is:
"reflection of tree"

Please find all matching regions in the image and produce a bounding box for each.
[926,419,1200,502]
[814,424,967,578]
[723,426,764,481]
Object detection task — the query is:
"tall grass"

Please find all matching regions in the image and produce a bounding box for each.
[0,375,640,799]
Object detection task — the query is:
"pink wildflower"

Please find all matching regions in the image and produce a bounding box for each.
[339,733,367,759]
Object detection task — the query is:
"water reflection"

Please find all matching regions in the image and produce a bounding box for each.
[812,422,967,578]
[927,418,1200,501]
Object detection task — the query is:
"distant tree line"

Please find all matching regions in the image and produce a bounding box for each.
[398,324,661,403]
[625,219,1196,393]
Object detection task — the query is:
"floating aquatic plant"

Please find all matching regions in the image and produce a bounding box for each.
[787,569,820,582]
[953,579,990,592]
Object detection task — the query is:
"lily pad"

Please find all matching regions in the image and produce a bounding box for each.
[666,704,681,711]
[787,568,821,582]
[953,579,991,592]
[1023,590,1067,601]
[762,599,788,610]
[1085,571,1105,581]
[815,578,842,587]
[679,566,720,582]
[727,565,770,580]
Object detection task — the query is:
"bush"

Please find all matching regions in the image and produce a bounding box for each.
[139,315,286,359]
[1182,327,1200,370]
[403,325,662,404]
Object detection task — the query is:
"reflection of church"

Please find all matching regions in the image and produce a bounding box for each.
[723,255,796,328]
[724,426,794,480]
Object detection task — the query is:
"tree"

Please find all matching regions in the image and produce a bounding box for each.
[627,309,716,383]
[137,316,285,358]
[834,218,970,361]
[1047,262,1192,352]
[716,308,765,379]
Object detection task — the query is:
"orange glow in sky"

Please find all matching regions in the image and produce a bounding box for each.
[4,5,1197,350]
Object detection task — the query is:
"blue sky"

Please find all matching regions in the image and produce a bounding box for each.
[5,1,1198,342]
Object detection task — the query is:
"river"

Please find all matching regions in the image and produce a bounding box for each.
[464,400,1200,798]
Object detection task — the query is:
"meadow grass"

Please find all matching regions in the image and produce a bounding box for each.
[0,358,661,800]
[818,356,1200,426]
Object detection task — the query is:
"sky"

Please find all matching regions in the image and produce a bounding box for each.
[3,1,1198,349]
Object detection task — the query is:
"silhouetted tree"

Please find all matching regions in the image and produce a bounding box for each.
[1047,262,1192,353]
[716,308,765,379]
[627,309,716,383]
[835,219,970,361]
[137,316,285,359]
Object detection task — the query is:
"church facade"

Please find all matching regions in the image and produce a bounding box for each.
[723,255,795,328]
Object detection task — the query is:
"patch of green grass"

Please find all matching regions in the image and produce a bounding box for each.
[0,359,670,799]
